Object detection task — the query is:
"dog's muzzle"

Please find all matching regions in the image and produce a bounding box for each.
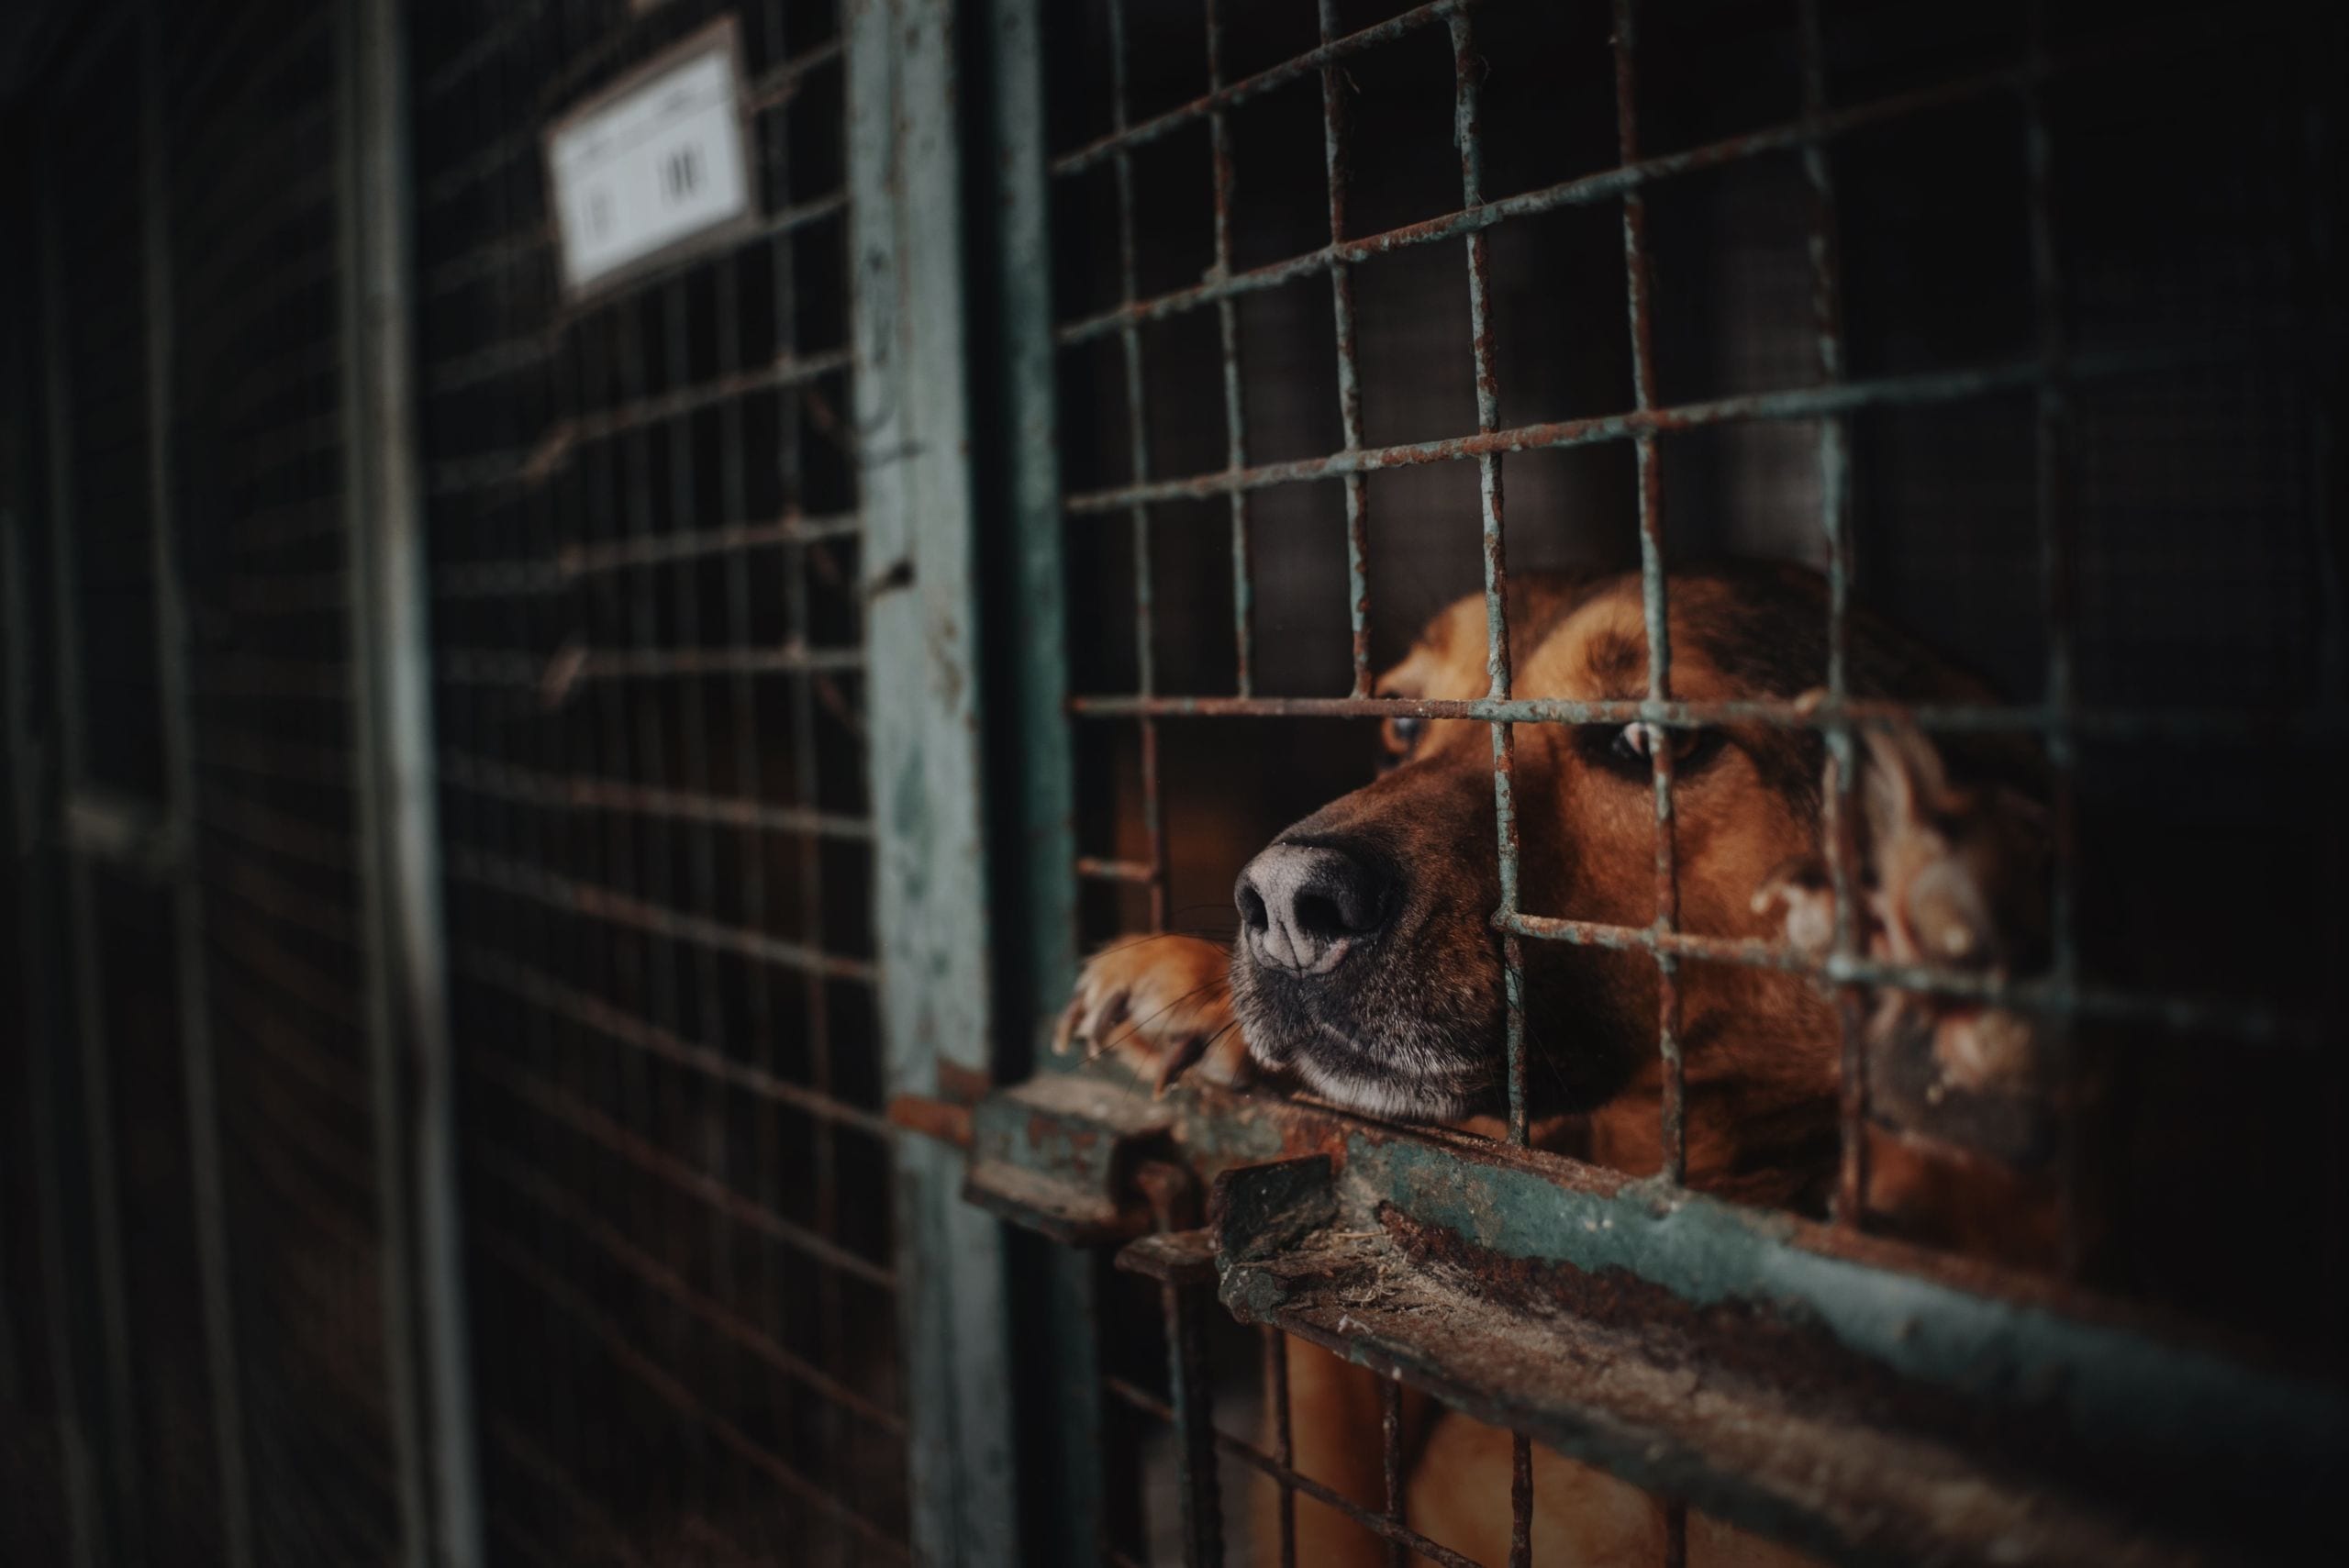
[1234,840,1397,976]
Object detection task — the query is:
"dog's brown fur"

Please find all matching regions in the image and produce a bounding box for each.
[1059,566,2051,1566]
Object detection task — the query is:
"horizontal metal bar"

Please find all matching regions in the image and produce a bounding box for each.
[442,848,877,982]
[473,1228,909,1559]
[1052,6,2272,348]
[435,642,863,693]
[440,751,871,840]
[1074,855,1155,883]
[744,34,845,111]
[1101,1376,1482,1568]
[1497,911,2320,1045]
[415,0,546,102]
[473,1147,907,1433]
[978,1071,2345,1564]
[1053,1,1470,176]
[467,1059,894,1289]
[206,906,366,1028]
[452,948,892,1136]
[427,347,852,498]
[200,790,357,876]
[433,510,861,600]
[1066,691,2347,746]
[1063,335,2315,514]
[202,843,362,948]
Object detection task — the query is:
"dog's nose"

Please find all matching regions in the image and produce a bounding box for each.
[1235,841,1396,975]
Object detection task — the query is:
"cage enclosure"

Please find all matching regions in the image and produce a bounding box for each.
[1,3,2343,1568]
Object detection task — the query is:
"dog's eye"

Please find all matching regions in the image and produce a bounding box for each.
[1391,716,1426,751]
[1597,722,1722,774]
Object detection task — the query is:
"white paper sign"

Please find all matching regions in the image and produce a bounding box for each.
[547,23,753,294]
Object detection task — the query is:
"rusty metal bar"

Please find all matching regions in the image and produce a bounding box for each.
[1791,0,1873,1231]
[760,3,853,1535]
[1380,1375,1407,1568]
[1101,1377,1485,1568]
[1443,2,1531,1148]
[1058,2,1470,176]
[452,948,892,1136]
[1317,0,1374,696]
[1610,0,1687,1184]
[1065,689,2344,745]
[1509,1431,1532,1568]
[2020,0,2086,1277]
[1061,334,2310,512]
[1053,12,2269,349]
[441,848,878,982]
[1104,0,1169,931]
[472,1055,895,1289]
[1263,1328,1297,1568]
[438,752,873,840]
[1498,909,2320,1044]
[1206,0,1255,695]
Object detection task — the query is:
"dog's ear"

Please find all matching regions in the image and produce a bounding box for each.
[1850,721,2051,976]
[1754,711,2063,1210]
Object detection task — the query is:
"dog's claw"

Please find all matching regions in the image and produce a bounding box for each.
[1059,935,1245,1095]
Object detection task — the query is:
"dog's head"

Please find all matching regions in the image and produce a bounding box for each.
[1230,564,2043,1187]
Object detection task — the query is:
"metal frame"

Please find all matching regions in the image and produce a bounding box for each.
[935,2,2349,1565]
[345,0,483,1562]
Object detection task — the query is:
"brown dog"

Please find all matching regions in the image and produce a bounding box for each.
[1058,564,2051,1565]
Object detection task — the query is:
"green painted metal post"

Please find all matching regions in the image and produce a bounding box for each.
[982,1,1109,1562]
[848,1,1024,1562]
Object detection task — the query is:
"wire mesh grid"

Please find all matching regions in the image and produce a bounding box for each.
[1042,0,2343,1562]
[171,3,408,1562]
[411,2,906,1562]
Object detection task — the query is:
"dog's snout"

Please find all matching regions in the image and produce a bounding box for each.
[1236,841,1396,976]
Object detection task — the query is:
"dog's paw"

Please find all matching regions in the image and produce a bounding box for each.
[1053,935,1250,1095]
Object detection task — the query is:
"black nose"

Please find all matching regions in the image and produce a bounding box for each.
[1235,840,1397,975]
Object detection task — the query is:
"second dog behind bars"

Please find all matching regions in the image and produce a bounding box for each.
[1058,562,2057,1567]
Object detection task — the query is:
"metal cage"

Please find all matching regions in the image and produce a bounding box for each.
[1,3,2343,1568]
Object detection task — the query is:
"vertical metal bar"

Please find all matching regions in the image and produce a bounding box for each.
[1262,1329,1297,1568]
[2020,2,2082,1273]
[1318,0,1373,697]
[989,6,1104,1557]
[1204,0,1254,695]
[338,1,447,1560]
[1508,1431,1532,1568]
[1663,1499,1687,1568]
[139,6,254,1563]
[849,3,1021,1563]
[991,0,1080,1040]
[1379,1375,1406,1568]
[1449,5,1529,1146]
[1157,1280,1222,1568]
[765,6,849,1551]
[5,229,102,1568]
[1105,0,1168,929]
[39,116,143,1568]
[1795,0,1873,1229]
[1609,0,1686,1184]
